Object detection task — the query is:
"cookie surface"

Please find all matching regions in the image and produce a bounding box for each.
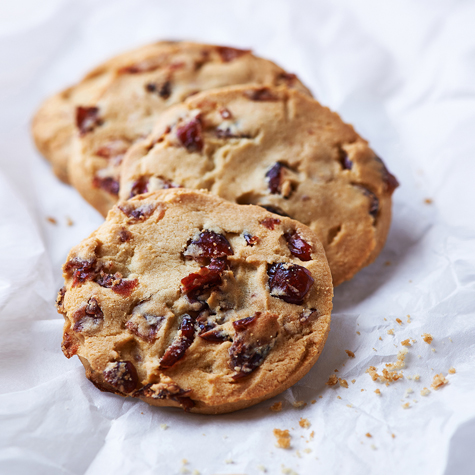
[32,41,310,196]
[120,86,399,286]
[57,189,332,414]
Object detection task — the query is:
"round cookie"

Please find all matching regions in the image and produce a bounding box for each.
[32,41,310,194]
[119,85,399,286]
[56,189,333,414]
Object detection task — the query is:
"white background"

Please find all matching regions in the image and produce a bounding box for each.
[0,1,474,474]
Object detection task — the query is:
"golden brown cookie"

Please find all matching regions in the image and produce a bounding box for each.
[32,41,310,192]
[120,86,399,286]
[56,189,333,414]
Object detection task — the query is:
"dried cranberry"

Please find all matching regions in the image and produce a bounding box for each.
[244,233,259,246]
[180,259,226,301]
[61,330,78,358]
[258,205,289,217]
[176,118,203,152]
[199,329,231,343]
[159,315,196,369]
[245,88,278,101]
[229,336,271,379]
[219,108,232,119]
[76,106,102,135]
[119,228,132,242]
[103,361,138,393]
[260,217,281,230]
[118,202,156,221]
[72,297,104,332]
[158,81,172,99]
[145,83,156,92]
[341,151,353,170]
[134,382,194,411]
[215,128,251,139]
[96,272,138,296]
[266,162,285,194]
[129,177,149,198]
[126,314,164,343]
[64,258,97,286]
[233,314,258,332]
[299,308,319,323]
[92,176,120,196]
[354,185,379,219]
[284,232,312,261]
[56,287,66,313]
[267,263,314,305]
[276,72,297,85]
[184,231,233,263]
[375,156,399,193]
[216,46,250,62]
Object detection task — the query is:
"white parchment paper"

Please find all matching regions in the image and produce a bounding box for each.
[1,1,474,474]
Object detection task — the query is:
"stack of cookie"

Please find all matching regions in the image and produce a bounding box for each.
[33,41,398,414]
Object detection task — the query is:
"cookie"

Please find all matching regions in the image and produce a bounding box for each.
[119,85,399,286]
[32,41,310,195]
[56,189,332,414]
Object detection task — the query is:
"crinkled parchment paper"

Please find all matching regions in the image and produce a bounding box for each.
[1,1,474,474]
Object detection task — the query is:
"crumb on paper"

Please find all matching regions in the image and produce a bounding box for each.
[384,318,387,321]
[407,315,412,323]
[384,260,391,266]
[66,216,74,226]
[160,424,168,430]
[422,333,433,344]
[420,387,431,396]
[310,431,315,439]
[46,216,57,225]
[405,388,413,398]
[374,389,381,395]
[281,467,298,475]
[356,331,361,335]
[361,389,365,392]
[299,418,311,429]
[365,433,372,438]
[292,401,307,409]
[424,198,433,204]
[303,448,312,454]
[351,379,356,384]
[224,458,233,464]
[346,404,353,408]
[412,339,417,344]
[379,336,382,341]
[326,374,338,386]
[396,318,403,325]
[371,444,377,450]
[401,339,411,346]
[192,471,200,475]
[402,402,410,409]
[392,433,396,439]
[270,402,283,412]
[339,378,349,388]
[311,399,316,404]
[432,348,436,353]
[296,450,302,459]
[431,373,449,390]
[180,468,190,474]
[182,459,188,465]
[414,374,421,381]
[257,465,267,473]
[449,367,456,374]
[345,350,355,358]
[387,329,394,335]
[319,395,323,399]
[385,348,408,371]
[274,429,291,449]
[373,348,377,351]
[366,366,403,385]
[334,369,339,372]
[449,337,453,343]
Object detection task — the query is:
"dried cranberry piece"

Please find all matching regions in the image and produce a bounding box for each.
[176,118,204,152]
[354,185,379,219]
[229,336,272,380]
[375,156,399,193]
[119,228,132,242]
[266,162,285,194]
[245,88,278,101]
[267,263,314,305]
[134,382,195,411]
[76,106,102,135]
[129,177,149,198]
[260,217,281,230]
[159,315,196,369]
[299,308,319,323]
[284,232,312,261]
[158,81,172,99]
[96,272,138,296]
[56,287,66,313]
[341,151,353,170]
[199,329,232,343]
[64,258,98,286]
[126,314,165,343]
[184,230,233,263]
[61,330,79,358]
[145,83,156,93]
[276,72,297,85]
[244,233,259,246]
[118,202,156,221]
[258,205,289,217]
[216,46,250,62]
[92,176,120,196]
[233,314,258,332]
[73,297,104,332]
[180,258,226,301]
[103,361,138,393]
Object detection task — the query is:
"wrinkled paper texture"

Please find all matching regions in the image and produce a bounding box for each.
[1,1,474,474]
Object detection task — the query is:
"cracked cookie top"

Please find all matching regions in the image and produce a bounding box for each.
[57,189,332,414]
[120,85,399,286]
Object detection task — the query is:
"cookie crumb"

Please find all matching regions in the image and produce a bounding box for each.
[379,336,382,341]
[309,431,315,439]
[392,433,396,439]
[311,399,316,404]
[339,378,348,388]
[387,329,394,335]
[180,468,190,474]
[303,448,312,454]
[384,261,391,266]
[407,315,412,323]
[46,216,57,225]
[356,331,361,335]
[422,333,433,344]
[192,471,200,475]
[424,198,433,204]
[295,450,302,459]
[365,433,372,438]
[405,388,413,397]
[421,388,430,396]
[385,348,408,371]
[413,374,420,381]
[257,465,267,473]
[396,318,403,325]
[351,379,356,384]
[375,389,381,395]
[182,459,188,465]
[448,367,456,374]
[384,318,387,321]
[345,350,355,358]
[367,349,406,385]
[326,374,338,386]
[449,337,453,343]
[337,396,342,400]
[431,373,449,390]
[292,401,307,409]
[274,429,291,449]
[160,424,168,430]
[281,467,298,475]
[299,418,311,429]
[402,402,410,409]
[401,339,411,346]
[66,216,74,226]
[371,444,377,450]
[270,402,283,412]
[224,458,233,464]
[346,404,353,408]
